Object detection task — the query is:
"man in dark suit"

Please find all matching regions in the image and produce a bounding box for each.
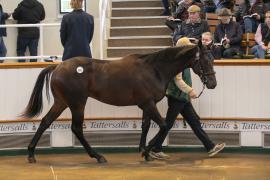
[60,0,94,61]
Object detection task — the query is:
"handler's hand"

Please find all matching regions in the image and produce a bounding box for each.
[189,89,197,99]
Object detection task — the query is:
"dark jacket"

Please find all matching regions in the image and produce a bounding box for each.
[235,0,266,24]
[173,19,209,43]
[12,0,45,38]
[214,20,243,49]
[60,9,94,61]
[0,4,9,37]
[216,0,235,10]
[208,43,222,59]
[260,23,270,45]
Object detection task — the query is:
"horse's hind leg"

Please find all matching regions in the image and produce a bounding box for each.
[70,102,107,163]
[28,101,66,163]
[139,111,151,153]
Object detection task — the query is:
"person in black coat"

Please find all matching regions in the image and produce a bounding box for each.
[60,0,94,61]
[0,4,11,62]
[214,8,243,58]
[13,0,45,62]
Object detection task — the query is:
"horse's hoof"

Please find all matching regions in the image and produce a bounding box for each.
[97,156,107,163]
[28,156,36,163]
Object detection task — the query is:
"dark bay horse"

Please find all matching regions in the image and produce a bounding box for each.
[22,43,216,163]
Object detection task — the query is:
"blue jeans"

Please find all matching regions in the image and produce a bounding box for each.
[17,37,39,62]
[244,17,258,33]
[0,37,7,63]
[162,0,169,10]
[204,6,216,13]
[252,45,265,59]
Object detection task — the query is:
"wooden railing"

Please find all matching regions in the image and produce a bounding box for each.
[1,60,270,69]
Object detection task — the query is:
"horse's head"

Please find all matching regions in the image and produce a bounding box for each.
[191,41,217,89]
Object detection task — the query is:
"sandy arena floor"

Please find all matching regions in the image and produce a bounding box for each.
[0,152,269,180]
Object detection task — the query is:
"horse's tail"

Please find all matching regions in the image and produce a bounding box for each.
[21,65,57,118]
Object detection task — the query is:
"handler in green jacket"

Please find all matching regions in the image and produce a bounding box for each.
[149,37,225,160]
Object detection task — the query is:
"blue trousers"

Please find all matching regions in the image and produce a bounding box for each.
[0,37,7,63]
[162,0,169,10]
[244,17,258,33]
[252,45,265,59]
[17,37,39,62]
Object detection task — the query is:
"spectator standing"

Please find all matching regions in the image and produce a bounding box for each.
[214,8,243,58]
[252,11,270,58]
[0,3,11,63]
[60,0,94,61]
[13,0,45,62]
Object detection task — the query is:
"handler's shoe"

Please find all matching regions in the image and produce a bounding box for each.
[149,151,170,160]
[208,143,226,157]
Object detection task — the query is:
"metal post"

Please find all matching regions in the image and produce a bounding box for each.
[246,33,250,56]
[39,25,44,62]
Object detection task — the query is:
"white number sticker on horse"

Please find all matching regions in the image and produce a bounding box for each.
[76,66,84,74]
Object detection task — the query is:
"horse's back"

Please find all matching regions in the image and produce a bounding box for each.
[50,55,165,106]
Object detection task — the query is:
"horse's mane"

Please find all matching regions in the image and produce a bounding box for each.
[132,46,197,64]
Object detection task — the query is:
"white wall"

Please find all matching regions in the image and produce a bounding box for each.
[1,65,269,148]
[1,65,270,120]
[1,0,102,60]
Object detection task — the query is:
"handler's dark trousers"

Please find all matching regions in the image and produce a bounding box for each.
[153,96,215,152]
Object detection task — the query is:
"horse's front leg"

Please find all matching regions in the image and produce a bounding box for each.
[139,101,167,161]
[139,111,151,153]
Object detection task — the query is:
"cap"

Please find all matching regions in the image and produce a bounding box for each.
[187,5,201,13]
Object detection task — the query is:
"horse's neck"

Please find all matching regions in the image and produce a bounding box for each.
[153,49,189,82]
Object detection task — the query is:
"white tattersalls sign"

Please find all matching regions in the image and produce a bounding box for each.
[0,120,269,134]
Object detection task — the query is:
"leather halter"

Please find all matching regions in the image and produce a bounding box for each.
[193,50,216,99]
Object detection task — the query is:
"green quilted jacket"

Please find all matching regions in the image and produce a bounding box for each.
[166,68,192,101]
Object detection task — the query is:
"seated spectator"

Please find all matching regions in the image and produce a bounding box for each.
[214,8,243,58]
[202,0,217,13]
[169,0,180,15]
[173,5,209,43]
[0,3,11,63]
[252,11,270,58]
[202,32,222,59]
[161,0,171,16]
[214,0,235,11]
[263,0,270,11]
[235,0,266,33]
[166,0,203,31]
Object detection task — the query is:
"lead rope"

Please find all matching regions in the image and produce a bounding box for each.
[195,84,206,99]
